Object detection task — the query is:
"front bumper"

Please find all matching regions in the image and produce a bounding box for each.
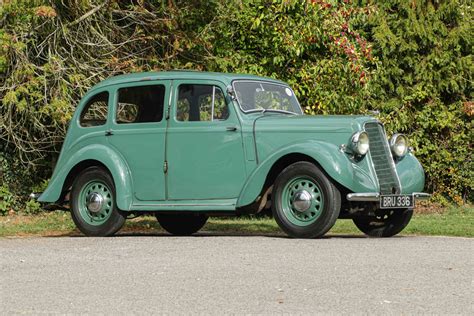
[29,192,43,199]
[346,192,431,202]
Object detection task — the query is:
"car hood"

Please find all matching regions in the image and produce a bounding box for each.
[253,114,376,133]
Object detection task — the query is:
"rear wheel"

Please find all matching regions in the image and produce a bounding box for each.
[272,162,341,238]
[156,214,208,236]
[352,209,413,237]
[70,167,126,236]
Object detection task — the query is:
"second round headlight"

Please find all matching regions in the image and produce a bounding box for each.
[351,131,369,155]
[390,134,408,157]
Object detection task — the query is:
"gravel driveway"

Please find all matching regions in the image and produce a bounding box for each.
[1,234,472,314]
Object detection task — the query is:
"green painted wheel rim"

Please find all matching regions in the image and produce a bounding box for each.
[281,177,324,226]
[78,180,113,226]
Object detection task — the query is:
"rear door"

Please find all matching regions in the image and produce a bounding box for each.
[107,80,170,201]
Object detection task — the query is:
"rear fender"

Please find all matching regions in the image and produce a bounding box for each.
[38,144,133,211]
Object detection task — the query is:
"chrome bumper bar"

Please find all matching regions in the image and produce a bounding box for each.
[346,192,431,202]
[29,192,43,199]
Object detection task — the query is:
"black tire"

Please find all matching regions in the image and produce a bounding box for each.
[70,166,126,236]
[156,213,208,236]
[272,162,341,238]
[352,209,413,237]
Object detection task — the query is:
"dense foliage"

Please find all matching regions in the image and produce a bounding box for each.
[1,0,472,214]
[361,0,473,205]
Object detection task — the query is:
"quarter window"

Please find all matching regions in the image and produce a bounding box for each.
[80,92,109,127]
[176,84,229,122]
[116,85,165,124]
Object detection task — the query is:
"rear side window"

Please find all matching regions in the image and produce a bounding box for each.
[80,92,109,127]
[176,84,229,122]
[116,85,165,124]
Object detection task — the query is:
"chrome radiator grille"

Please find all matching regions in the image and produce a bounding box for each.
[364,122,401,194]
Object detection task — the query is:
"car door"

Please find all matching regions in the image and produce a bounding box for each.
[166,79,247,200]
[107,80,170,201]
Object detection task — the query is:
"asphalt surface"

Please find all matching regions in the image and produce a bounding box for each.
[1,234,472,315]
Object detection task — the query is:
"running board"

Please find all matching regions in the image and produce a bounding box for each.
[130,199,237,211]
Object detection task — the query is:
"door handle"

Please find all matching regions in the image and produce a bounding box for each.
[226,126,238,132]
[105,129,114,136]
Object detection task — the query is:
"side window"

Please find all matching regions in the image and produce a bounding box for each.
[176,84,229,122]
[116,85,165,124]
[80,92,109,127]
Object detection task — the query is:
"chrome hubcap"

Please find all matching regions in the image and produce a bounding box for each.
[292,190,312,212]
[86,192,104,213]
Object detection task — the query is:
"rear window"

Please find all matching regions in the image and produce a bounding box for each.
[116,85,165,124]
[80,92,109,127]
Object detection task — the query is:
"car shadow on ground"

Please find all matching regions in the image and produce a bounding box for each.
[38,216,402,239]
[44,230,383,239]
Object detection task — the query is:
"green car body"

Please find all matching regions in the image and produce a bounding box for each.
[39,71,429,237]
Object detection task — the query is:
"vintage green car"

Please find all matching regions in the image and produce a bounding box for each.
[38,71,430,238]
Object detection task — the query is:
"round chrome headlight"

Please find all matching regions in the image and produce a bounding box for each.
[390,134,408,157]
[351,131,369,155]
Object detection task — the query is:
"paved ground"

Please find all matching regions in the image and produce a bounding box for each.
[0,234,472,315]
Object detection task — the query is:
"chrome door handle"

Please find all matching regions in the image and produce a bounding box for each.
[226,126,238,132]
[105,129,113,136]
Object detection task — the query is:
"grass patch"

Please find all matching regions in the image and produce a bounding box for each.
[401,205,473,237]
[0,205,472,238]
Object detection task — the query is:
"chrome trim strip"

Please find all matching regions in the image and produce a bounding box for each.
[346,192,431,202]
[211,86,216,121]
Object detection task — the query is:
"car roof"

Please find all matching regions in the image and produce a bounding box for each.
[91,70,287,91]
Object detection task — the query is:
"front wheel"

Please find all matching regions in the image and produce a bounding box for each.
[272,162,341,238]
[156,214,208,236]
[352,209,413,237]
[70,167,126,236]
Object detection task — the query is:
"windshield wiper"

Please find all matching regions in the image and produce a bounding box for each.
[246,108,299,115]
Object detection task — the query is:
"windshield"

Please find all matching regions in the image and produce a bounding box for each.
[233,81,303,114]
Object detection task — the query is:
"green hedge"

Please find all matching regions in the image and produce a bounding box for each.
[1,0,472,214]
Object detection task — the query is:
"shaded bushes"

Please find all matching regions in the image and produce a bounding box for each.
[0,0,471,212]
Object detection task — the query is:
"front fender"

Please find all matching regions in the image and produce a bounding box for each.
[396,153,425,193]
[236,141,378,207]
[38,144,133,210]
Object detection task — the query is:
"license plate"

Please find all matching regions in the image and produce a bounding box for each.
[380,195,414,209]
